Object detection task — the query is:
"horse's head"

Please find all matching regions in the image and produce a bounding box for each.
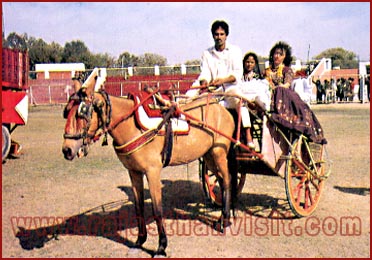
[62,68,110,160]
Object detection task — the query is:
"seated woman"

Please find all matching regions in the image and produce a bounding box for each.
[240,52,271,148]
[241,52,271,110]
[264,41,326,144]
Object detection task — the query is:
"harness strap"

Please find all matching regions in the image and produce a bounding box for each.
[114,129,158,156]
[161,119,173,167]
[109,92,157,131]
[175,104,264,159]
[114,104,177,157]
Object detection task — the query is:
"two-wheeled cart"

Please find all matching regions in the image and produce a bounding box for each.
[199,97,331,217]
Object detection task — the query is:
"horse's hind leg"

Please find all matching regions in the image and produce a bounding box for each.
[128,171,147,248]
[210,149,231,231]
[145,169,167,256]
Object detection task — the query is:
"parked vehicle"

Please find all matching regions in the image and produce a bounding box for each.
[2,47,29,162]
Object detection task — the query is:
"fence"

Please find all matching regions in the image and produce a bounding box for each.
[26,64,369,105]
[27,77,198,105]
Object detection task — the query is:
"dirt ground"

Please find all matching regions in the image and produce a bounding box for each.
[2,103,370,258]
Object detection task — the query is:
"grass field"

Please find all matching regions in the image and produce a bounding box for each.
[2,102,370,258]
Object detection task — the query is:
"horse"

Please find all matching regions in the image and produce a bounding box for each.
[61,68,235,257]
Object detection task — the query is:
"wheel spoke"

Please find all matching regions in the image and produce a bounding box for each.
[201,162,246,207]
[305,181,312,209]
[285,137,327,217]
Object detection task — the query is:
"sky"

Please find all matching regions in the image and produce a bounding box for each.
[2,2,370,65]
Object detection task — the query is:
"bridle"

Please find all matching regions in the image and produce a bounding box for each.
[63,88,112,150]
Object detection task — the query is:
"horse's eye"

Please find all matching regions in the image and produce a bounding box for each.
[77,102,91,118]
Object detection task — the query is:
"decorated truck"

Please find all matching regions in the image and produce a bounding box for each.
[2,47,29,162]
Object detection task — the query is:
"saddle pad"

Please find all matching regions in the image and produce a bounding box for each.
[135,90,171,118]
[135,97,190,135]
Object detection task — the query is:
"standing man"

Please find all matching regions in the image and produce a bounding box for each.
[187,20,253,147]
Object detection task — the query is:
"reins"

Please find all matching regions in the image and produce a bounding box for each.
[65,88,263,158]
[82,89,160,147]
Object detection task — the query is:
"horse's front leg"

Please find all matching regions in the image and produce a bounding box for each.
[129,171,147,248]
[145,169,167,257]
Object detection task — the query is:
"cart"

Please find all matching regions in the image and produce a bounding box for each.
[199,98,331,217]
[2,48,29,162]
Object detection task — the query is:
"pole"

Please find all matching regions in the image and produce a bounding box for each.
[307,44,310,64]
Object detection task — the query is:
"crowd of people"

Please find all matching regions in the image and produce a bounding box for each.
[313,77,360,104]
[186,19,327,147]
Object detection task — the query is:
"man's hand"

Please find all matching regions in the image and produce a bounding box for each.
[199,79,208,88]
[210,78,225,86]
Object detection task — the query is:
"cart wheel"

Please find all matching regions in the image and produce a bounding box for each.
[285,136,328,217]
[199,158,246,207]
[2,125,11,162]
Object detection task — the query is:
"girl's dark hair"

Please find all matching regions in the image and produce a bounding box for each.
[211,20,229,36]
[269,41,293,66]
[243,52,262,78]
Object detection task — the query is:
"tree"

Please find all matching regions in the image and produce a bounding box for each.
[117,51,139,67]
[184,59,201,66]
[4,32,28,51]
[27,37,64,70]
[137,53,167,66]
[313,48,359,69]
[91,52,116,68]
[27,37,50,70]
[183,59,201,74]
[47,42,64,63]
[62,40,92,67]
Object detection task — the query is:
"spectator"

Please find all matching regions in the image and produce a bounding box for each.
[312,78,324,104]
[292,70,311,105]
[367,76,370,101]
[324,79,332,103]
[331,78,337,103]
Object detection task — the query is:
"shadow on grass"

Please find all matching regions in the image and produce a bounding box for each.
[14,179,294,255]
[334,185,370,196]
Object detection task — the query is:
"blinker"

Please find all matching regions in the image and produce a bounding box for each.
[77,102,91,118]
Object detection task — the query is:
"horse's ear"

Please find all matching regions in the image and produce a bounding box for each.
[81,68,99,97]
[94,68,107,92]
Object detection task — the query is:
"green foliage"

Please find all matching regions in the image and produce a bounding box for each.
[3,32,28,51]
[137,53,167,67]
[313,47,359,69]
[117,51,140,67]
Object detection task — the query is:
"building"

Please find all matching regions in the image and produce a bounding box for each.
[35,63,85,80]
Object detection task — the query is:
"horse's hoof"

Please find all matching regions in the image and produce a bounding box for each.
[212,220,224,233]
[213,219,231,233]
[153,249,167,258]
[126,247,143,257]
[153,252,167,258]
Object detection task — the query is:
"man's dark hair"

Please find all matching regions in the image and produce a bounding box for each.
[211,20,229,36]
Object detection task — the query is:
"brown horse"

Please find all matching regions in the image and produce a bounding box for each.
[62,68,235,257]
